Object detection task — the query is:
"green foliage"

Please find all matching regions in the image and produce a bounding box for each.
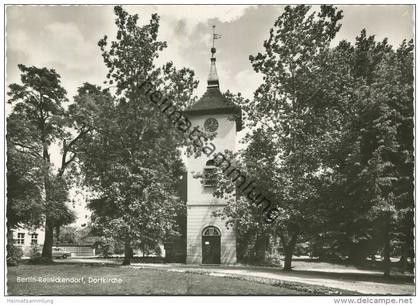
[29,245,42,260]
[6,65,64,231]
[315,35,414,273]
[54,226,77,244]
[7,64,84,258]
[6,4,412,275]
[6,133,44,229]
[78,6,197,264]
[6,244,23,266]
[217,5,345,268]
[216,5,413,274]
[95,237,116,258]
[7,65,68,145]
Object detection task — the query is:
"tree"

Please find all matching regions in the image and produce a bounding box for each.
[314,31,414,276]
[7,65,87,260]
[54,225,78,245]
[240,5,413,274]
[237,5,344,271]
[6,116,45,261]
[54,202,77,246]
[370,39,414,276]
[77,6,197,265]
[6,116,44,232]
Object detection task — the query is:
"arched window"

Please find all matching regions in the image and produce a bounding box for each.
[203,160,217,187]
[202,226,221,236]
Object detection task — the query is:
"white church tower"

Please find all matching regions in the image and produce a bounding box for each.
[183,26,242,264]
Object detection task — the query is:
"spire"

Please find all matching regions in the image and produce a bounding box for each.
[207,25,221,88]
[184,25,242,130]
[207,58,219,88]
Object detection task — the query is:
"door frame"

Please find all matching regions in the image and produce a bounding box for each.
[201,226,221,264]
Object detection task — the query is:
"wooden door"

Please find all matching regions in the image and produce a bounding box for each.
[202,235,221,264]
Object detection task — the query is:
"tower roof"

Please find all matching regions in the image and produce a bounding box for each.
[184,31,242,131]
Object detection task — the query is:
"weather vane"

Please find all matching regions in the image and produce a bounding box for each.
[211,25,222,58]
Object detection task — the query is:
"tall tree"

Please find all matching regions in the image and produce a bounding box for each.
[6,115,44,233]
[7,65,87,259]
[240,5,344,271]
[315,31,414,276]
[78,6,197,265]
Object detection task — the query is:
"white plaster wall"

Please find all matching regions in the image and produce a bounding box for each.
[12,227,45,257]
[12,227,45,246]
[186,205,236,264]
[186,113,237,205]
[185,113,238,264]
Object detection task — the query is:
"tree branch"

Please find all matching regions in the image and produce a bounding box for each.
[10,141,43,158]
[64,153,77,168]
[57,127,90,177]
[65,127,90,151]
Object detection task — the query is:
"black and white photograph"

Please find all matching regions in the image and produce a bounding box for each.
[2,1,416,304]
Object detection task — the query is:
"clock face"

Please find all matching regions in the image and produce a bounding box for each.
[204,118,219,132]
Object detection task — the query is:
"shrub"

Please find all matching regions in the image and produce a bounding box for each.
[99,242,113,258]
[7,244,23,266]
[97,238,115,258]
[29,245,41,259]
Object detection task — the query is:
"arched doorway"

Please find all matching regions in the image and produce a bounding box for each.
[202,226,221,264]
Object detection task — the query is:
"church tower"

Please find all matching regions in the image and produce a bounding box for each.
[183,26,241,264]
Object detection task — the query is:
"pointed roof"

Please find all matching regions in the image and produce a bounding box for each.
[208,57,219,88]
[184,53,242,131]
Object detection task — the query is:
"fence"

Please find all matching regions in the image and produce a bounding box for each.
[57,245,95,257]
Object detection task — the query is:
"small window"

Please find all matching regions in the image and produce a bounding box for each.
[202,226,221,236]
[16,233,25,245]
[203,160,217,187]
[31,233,38,245]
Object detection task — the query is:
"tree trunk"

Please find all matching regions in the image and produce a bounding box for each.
[399,253,407,274]
[122,238,132,265]
[55,226,60,246]
[280,232,298,272]
[41,142,54,260]
[39,129,85,261]
[254,233,268,263]
[42,217,54,259]
[6,224,14,256]
[6,224,13,245]
[283,254,292,271]
[383,224,391,277]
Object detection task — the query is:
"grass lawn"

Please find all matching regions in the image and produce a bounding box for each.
[7,263,304,295]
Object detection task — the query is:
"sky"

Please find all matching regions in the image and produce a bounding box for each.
[5,4,414,226]
[6,5,414,100]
